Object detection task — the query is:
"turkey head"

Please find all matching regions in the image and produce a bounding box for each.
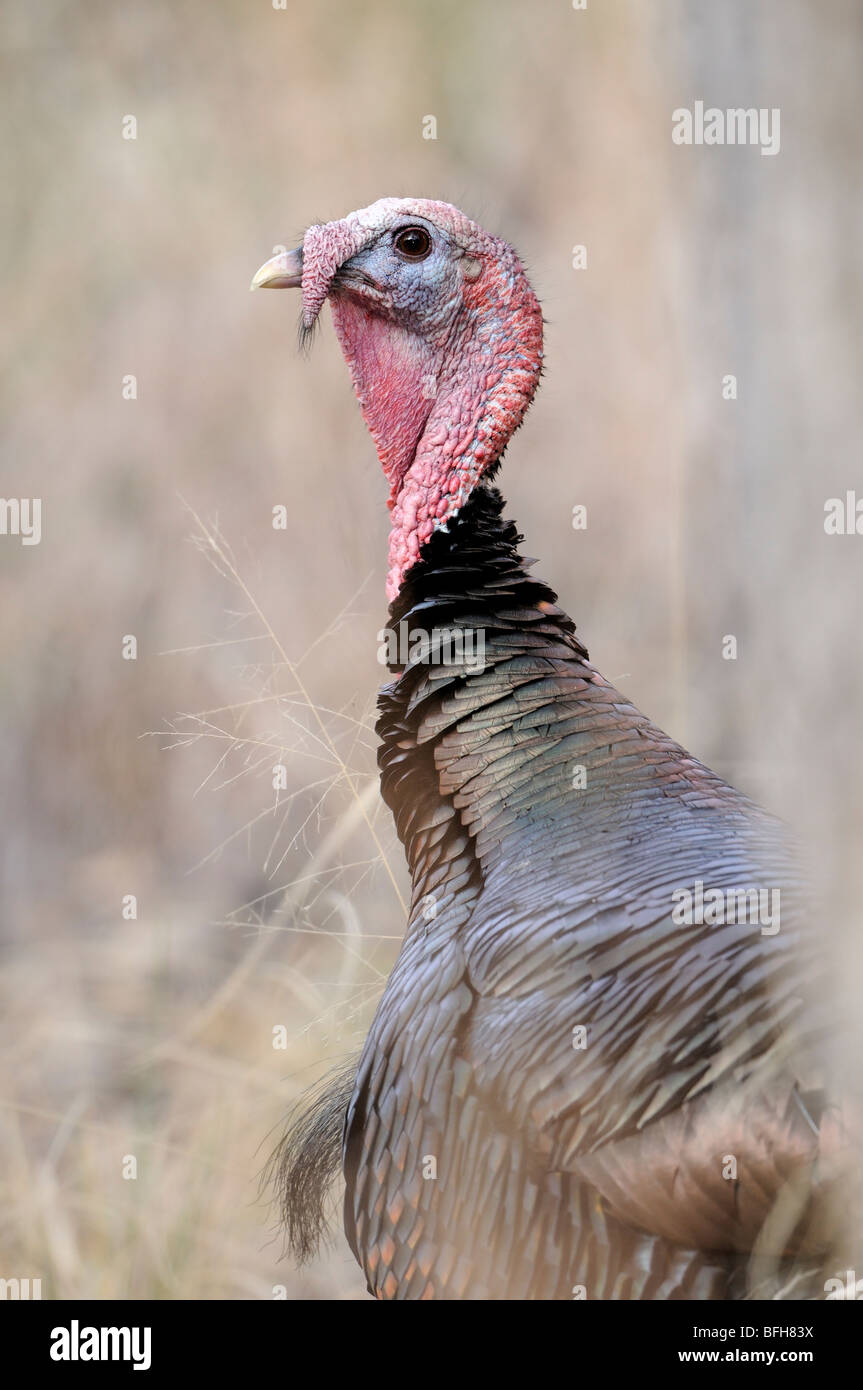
[252,198,543,600]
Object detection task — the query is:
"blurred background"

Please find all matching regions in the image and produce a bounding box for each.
[1,0,861,1299]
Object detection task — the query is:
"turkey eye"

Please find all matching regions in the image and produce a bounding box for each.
[393,226,432,261]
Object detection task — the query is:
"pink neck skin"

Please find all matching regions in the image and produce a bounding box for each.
[329,255,543,602]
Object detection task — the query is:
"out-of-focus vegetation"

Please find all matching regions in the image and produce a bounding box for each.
[1,0,861,1298]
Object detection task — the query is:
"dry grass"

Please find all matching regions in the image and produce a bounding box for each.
[1,508,408,1298]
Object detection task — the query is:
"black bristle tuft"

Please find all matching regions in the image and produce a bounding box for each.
[264,1057,357,1264]
[298,315,319,354]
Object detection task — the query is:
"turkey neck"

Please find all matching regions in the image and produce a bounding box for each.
[376,481,590,915]
[376,482,751,920]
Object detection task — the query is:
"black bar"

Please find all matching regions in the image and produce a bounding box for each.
[5,1296,860,1374]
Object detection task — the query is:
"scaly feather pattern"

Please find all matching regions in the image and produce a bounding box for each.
[343,482,836,1299]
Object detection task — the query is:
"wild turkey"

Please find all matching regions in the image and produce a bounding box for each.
[253,198,852,1300]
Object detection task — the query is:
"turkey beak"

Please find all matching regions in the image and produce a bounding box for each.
[250,246,303,290]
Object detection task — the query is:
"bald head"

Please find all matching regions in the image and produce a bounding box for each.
[253,199,543,600]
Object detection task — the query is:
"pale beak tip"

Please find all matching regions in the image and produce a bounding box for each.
[250,247,304,292]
